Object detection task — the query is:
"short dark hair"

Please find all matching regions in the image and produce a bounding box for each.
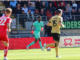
[22,10,24,12]
[29,3,32,5]
[56,9,62,15]
[3,9,5,11]
[24,4,27,6]
[37,15,42,19]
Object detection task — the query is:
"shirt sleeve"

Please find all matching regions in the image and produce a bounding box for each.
[7,18,12,24]
[60,17,64,28]
[41,22,43,27]
[33,22,36,26]
[49,17,52,23]
[59,17,63,23]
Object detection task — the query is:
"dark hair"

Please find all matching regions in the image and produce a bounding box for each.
[56,9,62,14]
[17,3,20,6]
[37,15,42,19]
[3,9,5,11]
[29,3,32,5]
[22,10,24,12]
[24,4,27,6]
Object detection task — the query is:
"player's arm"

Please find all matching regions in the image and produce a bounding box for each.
[60,23,65,28]
[7,19,12,32]
[59,17,65,28]
[31,25,33,30]
[47,18,52,26]
[47,22,51,26]
[31,25,34,34]
[41,22,43,30]
[41,22,43,28]
[7,23,11,32]
[31,22,36,30]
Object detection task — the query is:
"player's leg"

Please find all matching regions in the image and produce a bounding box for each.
[27,38,37,51]
[27,32,38,50]
[43,33,56,48]
[38,38,42,49]
[46,43,55,47]
[2,41,9,59]
[43,40,59,55]
[55,41,59,57]
[54,34,60,57]
[1,36,9,60]
[43,42,56,49]
[28,38,37,47]
[43,41,60,57]
[38,32,42,49]
[43,33,60,57]
[44,40,60,57]
[28,32,38,47]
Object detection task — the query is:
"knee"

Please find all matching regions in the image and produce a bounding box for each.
[34,40,37,43]
[55,43,59,47]
[4,43,9,47]
[39,39,41,41]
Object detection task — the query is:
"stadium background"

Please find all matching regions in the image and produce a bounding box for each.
[0,0,80,49]
[0,0,80,59]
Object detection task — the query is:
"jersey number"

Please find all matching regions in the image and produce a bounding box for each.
[0,18,6,26]
[53,20,57,27]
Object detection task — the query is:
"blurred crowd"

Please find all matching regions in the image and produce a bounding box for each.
[2,0,80,21]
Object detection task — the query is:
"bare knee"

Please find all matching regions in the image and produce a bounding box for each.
[55,41,59,47]
[34,39,37,43]
[4,42,9,47]
[2,41,9,46]
[38,38,41,41]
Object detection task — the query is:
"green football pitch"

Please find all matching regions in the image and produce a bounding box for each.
[0,48,80,60]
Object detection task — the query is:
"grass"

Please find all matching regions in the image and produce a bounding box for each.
[0,48,80,60]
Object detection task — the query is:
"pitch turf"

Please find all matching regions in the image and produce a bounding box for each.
[0,48,80,60]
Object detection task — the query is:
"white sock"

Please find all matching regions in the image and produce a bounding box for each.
[4,57,7,59]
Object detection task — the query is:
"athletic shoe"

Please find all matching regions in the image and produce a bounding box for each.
[4,57,8,60]
[41,48,45,51]
[26,45,29,51]
[56,56,61,58]
[42,43,46,50]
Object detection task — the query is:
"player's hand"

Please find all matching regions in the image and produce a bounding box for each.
[41,27,43,31]
[62,24,65,28]
[31,30,34,34]
[8,29,11,32]
[63,25,65,28]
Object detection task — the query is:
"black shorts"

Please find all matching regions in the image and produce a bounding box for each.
[51,33,60,42]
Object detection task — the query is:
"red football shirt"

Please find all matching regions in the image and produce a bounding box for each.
[0,15,11,36]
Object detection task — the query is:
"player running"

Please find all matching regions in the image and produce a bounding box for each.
[26,15,43,51]
[43,9,65,58]
[0,8,12,60]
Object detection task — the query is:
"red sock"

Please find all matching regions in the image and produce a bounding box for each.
[4,46,8,57]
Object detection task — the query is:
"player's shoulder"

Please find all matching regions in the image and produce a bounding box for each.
[59,16,62,19]
[58,16,63,20]
[57,15,62,19]
[34,21,38,23]
[2,16,11,19]
[49,16,54,20]
[51,15,60,19]
[57,15,63,20]
[33,21,38,24]
[51,16,54,18]
[8,17,12,20]
[40,21,43,23]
